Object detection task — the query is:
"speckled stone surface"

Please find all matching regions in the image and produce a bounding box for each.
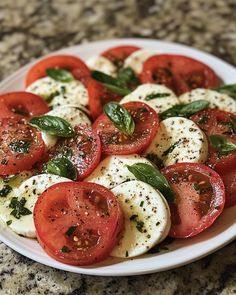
[0,0,236,294]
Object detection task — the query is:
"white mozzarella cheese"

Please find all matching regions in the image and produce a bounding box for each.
[123,49,158,74]
[41,105,91,149]
[120,84,179,114]
[0,174,71,238]
[110,180,171,258]
[179,88,236,113]
[145,117,208,166]
[85,154,153,189]
[87,56,117,76]
[26,76,89,107]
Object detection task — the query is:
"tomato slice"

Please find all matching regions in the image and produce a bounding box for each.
[0,119,45,175]
[0,92,49,120]
[25,55,90,87]
[140,55,220,95]
[49,124,101,180]
[162,163,225,238]
[220,169,236,207]
[87,79,122,120]
[34,182,124,266]
[93,101,159,155]
[101,45,140,67]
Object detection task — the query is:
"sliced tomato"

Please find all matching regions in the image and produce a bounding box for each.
[140,55,220,95]
[101,45,140,67]
[34,181,124,266]
[93,101,159,155]
[220,169,236,207]
[87,79,122,120]
[0,92,49,120]
[162,163,225,238]
[49,124,101,180]
[0,119,45,175]
[25,55,90,87]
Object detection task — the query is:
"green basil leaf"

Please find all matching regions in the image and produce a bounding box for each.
[160,100,209,120]
[92,70,131,95]
[117,67,139,87]
[126,163,175,203]
[145,93,171,101]
[162,139,182,157]
[65,225,77,237]
[0,185,12,198]
[104,102,135,135]
[9,197,32,219]
[44,157,77,180]
[214,84,236,99]
[29,115,75,137]
[209,134,236,155]
[8,140,31,154]
[46,68,74,82]
[61,246,71,253]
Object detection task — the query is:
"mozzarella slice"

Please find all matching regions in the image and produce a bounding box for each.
[179,88,236,113]
[87,56,117,76]
[145,117,208,166]
[123,49,158,74]
[41,105,91,149]
[120,84,179,114]
[26,76,89,107]
[0,174,71,238]
[110,180,171,258]
[85,155,153,189]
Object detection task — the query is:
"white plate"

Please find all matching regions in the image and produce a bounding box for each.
[0,38,235,276]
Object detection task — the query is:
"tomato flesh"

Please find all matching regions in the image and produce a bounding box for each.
[34,182,124,266]
[93,101,159,155]
[49,124,101,180]
[140,55,220,95]
[0,119,45,175]
[25,55,90,87]
[162,163,225,238]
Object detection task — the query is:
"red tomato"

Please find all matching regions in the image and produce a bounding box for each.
[25,55,90,87]
[140,55,220,95]
[190,108,236,174]
[220,169,236,207]
[87,79,122,120]
[34,182,124,266]
[93,102,159,155]
[49,124,101,180]
[162,163,225,238]
[0,119,45,175]
[101,45,140,67]
[0,92,49,120]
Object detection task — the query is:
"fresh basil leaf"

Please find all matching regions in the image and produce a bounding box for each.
[0,185,12,198]
[46,68,74,82]
[29,115,75,137]
[8,140,31,154]
[145,93,171,101]
[117,67,139,87]
[126,163,175,203]
[44,157,77,180]
[104,102,135,135]
[209,134,236,155]
[65,225,77,237]
[160,100,209,120]
[92,71,131,95]
[9,197,32,219]
[44,90,60,103]
[214,84,236,99]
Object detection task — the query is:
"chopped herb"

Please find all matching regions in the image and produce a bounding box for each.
[145,93,171,101]
[209,134,236,155]
[44,90,60,103]
[156,221,160,226]
[198,115,209,124]
[140,201,144,207]
[6,220,12,226]
[65,225,77,237]
[136,220,144,233]
[8,140,31,154]
[1,159,8,165]
[193,183,200,192]
[46,68,74,83]
[0,185,12,198]
[130,214,138,221]
[61,246,71,253]
[9,197,31,219]
[162,139,182,157]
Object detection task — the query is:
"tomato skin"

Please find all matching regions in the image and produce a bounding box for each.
[140,55,220,95]
[0,92,49,119]
[25,55,90,87]
[0,119,45,175]
[49,124,101,180]
[93,101,159,155]
[34,182,124,266]
[162,163,225,238]
[101,45,140,66]
[87,79,122,120]
[220,169,236,207]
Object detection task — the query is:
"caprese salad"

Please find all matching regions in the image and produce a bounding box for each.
[0,45,235,266]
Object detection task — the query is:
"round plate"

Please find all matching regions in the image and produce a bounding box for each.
[0,38,235,276]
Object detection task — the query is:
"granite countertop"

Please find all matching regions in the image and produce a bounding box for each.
[0,0,236,294]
